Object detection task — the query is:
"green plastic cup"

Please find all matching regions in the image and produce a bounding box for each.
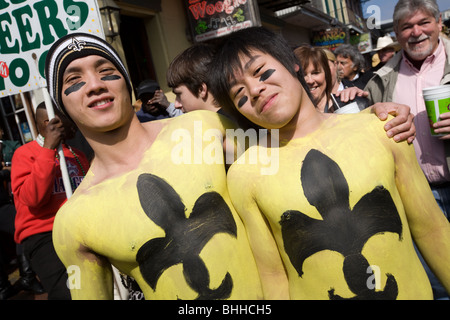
[423,85,450,136]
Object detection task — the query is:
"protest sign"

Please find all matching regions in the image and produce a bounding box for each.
[0,0,105,198]
[0,0,105,97]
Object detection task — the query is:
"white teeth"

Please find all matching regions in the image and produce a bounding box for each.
[91,99,109,107]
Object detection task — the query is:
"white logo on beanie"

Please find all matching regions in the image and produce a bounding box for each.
[67,37,86,52]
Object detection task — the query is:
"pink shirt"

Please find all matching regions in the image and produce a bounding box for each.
[394,40,449,184]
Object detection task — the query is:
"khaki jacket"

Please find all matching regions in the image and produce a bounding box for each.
[365,36,450,104]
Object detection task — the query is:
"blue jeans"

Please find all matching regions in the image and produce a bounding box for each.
[431,184,450,222]
[414,184,450,300]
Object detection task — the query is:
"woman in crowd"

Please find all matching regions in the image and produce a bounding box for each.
[294,46,369,113]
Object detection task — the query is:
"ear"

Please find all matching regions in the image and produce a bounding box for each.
[294,64,300,72]
[199,83,208,99]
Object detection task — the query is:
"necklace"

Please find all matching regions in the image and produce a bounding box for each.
[67,146,87,176]
[56,146,86,191]
[37,135,86,190]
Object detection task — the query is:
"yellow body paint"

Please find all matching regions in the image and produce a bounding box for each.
[227,113,446,300]
[53,111,263,300]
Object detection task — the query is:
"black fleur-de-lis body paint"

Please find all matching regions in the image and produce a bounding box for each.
[136,173,237,300]
[279,149,402,300]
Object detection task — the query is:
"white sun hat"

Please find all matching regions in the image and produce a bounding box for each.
[373,35,401,52]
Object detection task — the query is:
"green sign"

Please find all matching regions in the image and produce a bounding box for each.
[0,0,105,97]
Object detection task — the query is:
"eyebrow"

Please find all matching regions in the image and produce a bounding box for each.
[400,16,432,28]
[229,54,261,87]
[172,87,181,94]
[244,55,260,70]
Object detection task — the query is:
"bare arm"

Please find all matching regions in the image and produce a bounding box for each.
[227,164,289,299]
[68,246,114,300]
[392,138,450,293]
[53,212,114,299]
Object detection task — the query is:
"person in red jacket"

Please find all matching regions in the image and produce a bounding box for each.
[11,102,89,299]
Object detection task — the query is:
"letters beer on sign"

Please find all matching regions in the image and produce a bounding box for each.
[185,0,261,42]
[0,0,105,97]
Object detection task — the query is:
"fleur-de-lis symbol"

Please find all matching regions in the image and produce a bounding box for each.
[67,37,86,52]
[279,149,402,300]
[136,173,237,300]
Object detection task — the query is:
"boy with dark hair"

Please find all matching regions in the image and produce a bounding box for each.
[167,42,222,114]
[209,27,450,300]
[45,33,263,300]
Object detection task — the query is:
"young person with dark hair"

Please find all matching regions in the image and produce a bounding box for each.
[209,27,450,300]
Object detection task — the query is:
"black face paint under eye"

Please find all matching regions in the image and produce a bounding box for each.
[64,82,86,96]
[237,96,248,108]
[259,69,275,82]
[101,75,121,81]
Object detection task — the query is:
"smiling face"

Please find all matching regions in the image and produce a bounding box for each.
[61,55,133,133]
[303,62,327,105]
[395,9,442,62]
[229,50,305,130]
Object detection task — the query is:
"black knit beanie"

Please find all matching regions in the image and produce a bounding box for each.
[45,33,132,120]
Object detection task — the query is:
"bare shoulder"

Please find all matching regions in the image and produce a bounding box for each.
[167,111,238,131]
[141,117,169,140]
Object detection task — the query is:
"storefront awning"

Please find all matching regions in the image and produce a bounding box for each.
[272,4,341,30]
[257,0,310,12]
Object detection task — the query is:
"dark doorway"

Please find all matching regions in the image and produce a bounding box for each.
[119,15,158,96]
